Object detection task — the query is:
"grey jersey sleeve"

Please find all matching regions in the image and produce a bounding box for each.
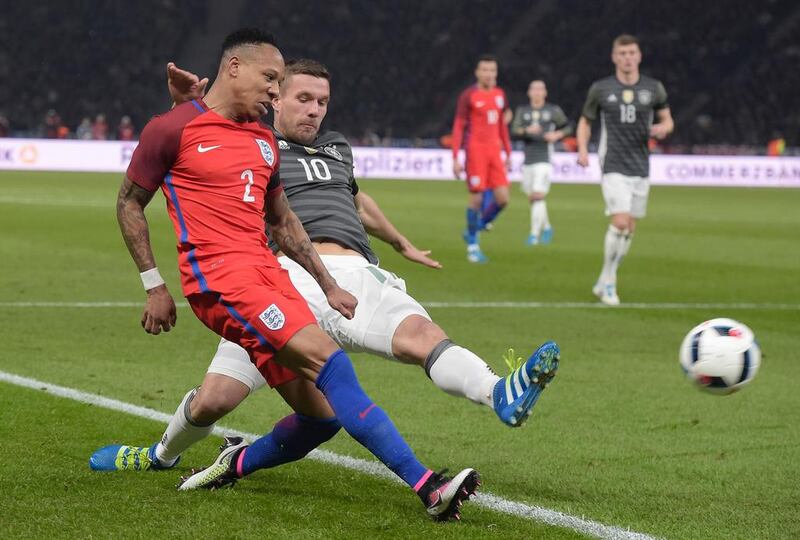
[654,81,669,110]
[581,83,601,121]
[510,106,530,140]
[553,105,573,136]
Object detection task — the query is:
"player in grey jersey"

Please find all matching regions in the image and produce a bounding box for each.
[510,80,571,246]
[90,59,560,477]
[576,34,673,305]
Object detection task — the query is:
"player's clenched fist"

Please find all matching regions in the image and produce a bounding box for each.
[141,286,178,334]
[324,286,358,320]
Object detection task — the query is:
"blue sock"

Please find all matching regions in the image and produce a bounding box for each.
[481,201,505,226]
[466,208,480,244]
[316,349,430,489]
[238,414,341,477]
[481,190,494,215]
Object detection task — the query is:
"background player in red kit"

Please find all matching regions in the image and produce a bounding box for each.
[116,28,479,520]
[451,54,512,263]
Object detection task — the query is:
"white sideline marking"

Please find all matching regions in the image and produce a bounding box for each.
[1,300,798,311]
[0,196,111,208]
[0,370,659,540]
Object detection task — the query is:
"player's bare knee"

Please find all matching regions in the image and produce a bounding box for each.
[611,214,631,232]
[278,325,340,379]
[190,390,241,425]
[392,316,447,366]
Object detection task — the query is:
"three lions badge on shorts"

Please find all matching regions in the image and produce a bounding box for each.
[259,303,285,330]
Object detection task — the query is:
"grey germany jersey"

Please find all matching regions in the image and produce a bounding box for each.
[267,130,378,264]
[510,103,571,164]
[581,75,668,177]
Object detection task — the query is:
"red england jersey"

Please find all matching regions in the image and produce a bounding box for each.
[126,99,283,296]
[451,85,512,157]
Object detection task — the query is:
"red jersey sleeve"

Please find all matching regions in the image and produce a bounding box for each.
[500,89,512,155]
[451,87,472,157]
[126,115,182,192]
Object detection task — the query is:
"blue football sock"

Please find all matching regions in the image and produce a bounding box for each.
[481,190,495,215]
[238,414,341,477]
[481,201,505,226]
[466,208,480,244]
[316,349,430,489]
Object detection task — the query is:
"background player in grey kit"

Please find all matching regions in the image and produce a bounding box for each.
[511,80,571,246]
[576,34,673,305]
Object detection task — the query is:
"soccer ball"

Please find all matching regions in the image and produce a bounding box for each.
[679,318,760,395]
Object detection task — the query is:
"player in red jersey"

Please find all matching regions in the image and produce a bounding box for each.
[115,28,478,520]
[451,54,512,263]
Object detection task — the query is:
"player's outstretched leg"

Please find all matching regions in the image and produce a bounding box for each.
[90,443,176,472]
[88,374,248,472]
[89,387,215,471]
[316,349,478,519]
[492,341,560,427]
[178,413,341,490]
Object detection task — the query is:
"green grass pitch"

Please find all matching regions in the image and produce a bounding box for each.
[0,171,798,539]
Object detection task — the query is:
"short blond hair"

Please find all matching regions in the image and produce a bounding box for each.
[613,34,639,49]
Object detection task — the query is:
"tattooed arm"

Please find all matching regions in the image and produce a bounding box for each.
[266,190,357,319]
[117,175,177,334]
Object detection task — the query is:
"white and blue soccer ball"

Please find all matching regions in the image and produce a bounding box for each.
[679,318,761,395]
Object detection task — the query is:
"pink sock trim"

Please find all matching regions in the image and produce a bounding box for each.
[236,448,247,478]
[413,469,434,492]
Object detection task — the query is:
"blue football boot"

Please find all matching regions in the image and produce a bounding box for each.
[89,443,177,471]
[492,341,560,427]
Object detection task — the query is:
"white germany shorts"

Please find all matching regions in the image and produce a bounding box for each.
[601,172,650,218]
[521,162,552,195]
[207,254,431,392]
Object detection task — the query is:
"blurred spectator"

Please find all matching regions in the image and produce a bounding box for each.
[2,1,798,151]
[767,133,786,156]
[0,114,9,137]
[91,114,108,140]
[117,115,136,140]
[76,117,92,140]
[42,109,63,139]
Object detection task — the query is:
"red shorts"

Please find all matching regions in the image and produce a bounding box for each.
[187,264,317,387]
[465,145,508,193]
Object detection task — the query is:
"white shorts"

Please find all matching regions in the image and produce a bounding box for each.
[601,172,650,218]
[207,254,431,392]
[521,162,552,196]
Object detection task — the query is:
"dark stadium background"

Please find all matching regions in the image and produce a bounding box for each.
[2,0,797,152]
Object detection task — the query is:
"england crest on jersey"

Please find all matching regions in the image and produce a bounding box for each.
[495,95,505,109]
[255,139,275,166]
[259,303,285,330]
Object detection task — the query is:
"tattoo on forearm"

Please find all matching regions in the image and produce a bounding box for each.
[117,176,157,272]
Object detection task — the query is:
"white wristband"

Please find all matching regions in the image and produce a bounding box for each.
[140,267,165,291]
